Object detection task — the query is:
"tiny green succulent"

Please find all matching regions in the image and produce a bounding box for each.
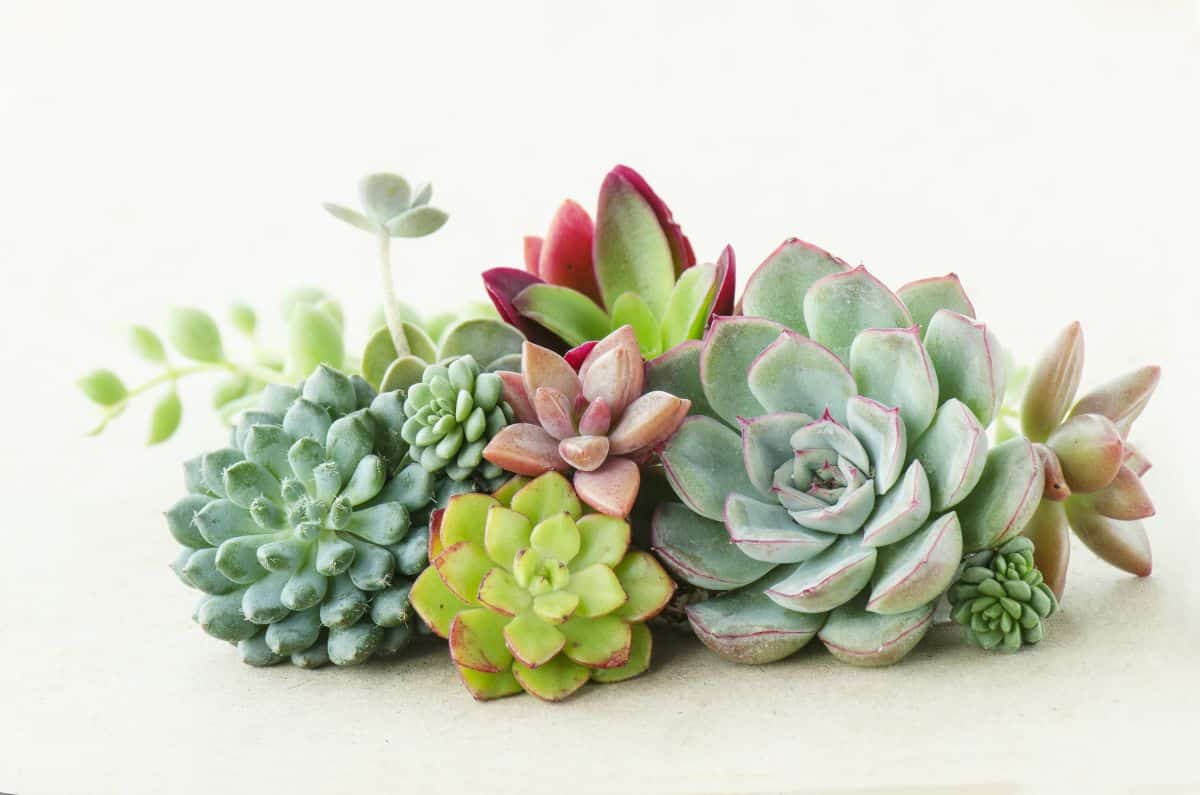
[167,364,438,667]
[948,536,1058,652]
[400,355,512,484]
[410,472,676,701]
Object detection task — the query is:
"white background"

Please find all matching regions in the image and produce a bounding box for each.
[1,2,1197,793]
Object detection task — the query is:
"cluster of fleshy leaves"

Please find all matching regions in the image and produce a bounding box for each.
[482,326,690,517]
[1016,322,1160,598]
[648,240,1045,666]
[483,165,735,359]
[167,364,438,667]
[79,289,351,443]
[410,472,675,701]
[948,536,1058,652]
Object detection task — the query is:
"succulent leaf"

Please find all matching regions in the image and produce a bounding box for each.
[700,316,786,426]
[849,327,938,440]
[817,597,934,667]
[609,292,662,358]
[1064,499,1152,576]
[651,502,774,590]
[593,168,677,319]
[1069,366,1160,437]
[1020,322,1084,442]
[1045,413,1124,494]
[896,274,975,337]
[1021,499,1071,600]
[645,340,718,421]
[514,284,612,348]
[908,399,988,512]
[687,583,826,664]
[746,331,856,424]
[955,438,1043,551]
[536,199,600,301]
[802,267,913,361]
[660,261,721,351]
[866,512,962,615]
[660,416,755,521]
[765,536,877,613]
[923,311,1007,427]
[740,239,847,335]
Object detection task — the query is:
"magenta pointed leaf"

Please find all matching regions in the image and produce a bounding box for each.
[481,267,565,351]
[537,199,601,302]
[712,245,737,317]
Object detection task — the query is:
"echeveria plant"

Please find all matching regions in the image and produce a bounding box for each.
[166,364,436,667]
[1016,322,1159,598]
[409,472,675,701]
[482,326,690,516]
[483,165,734,358]
[649,240,1043,666]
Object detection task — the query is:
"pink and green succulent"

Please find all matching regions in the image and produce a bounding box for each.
[483,165,735,358]
[481,326,691,517]
[1016,322,1159,598]
[648,239,1045,666]
[409,472,676,701]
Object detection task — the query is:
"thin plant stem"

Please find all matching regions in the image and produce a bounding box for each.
[378,230,410,357]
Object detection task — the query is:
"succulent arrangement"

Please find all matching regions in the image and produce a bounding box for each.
[82,166,1165,700]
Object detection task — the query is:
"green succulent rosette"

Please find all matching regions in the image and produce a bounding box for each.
[949,536,1058,651]
[649,241,1045,667]
[166,364,439,667]
[400,355,511,485]
[410,472,676,701]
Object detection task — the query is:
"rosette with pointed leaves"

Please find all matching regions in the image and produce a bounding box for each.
[166,364,439,667]
[483,165,735,358]
[948,537,1058,652]
[481,326,690,517]
[409,472,675,701]
[1017,323,1159,598]
[650,240,1044,666]
[400,355,512,485]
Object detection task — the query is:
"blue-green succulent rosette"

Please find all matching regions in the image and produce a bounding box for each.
[166,365,441,667]
[647,240,1045,667]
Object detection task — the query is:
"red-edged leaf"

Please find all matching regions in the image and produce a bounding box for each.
[481,267,566,351]
[712,245,737,317]
[539,200,601,302]
[608,165,695,275]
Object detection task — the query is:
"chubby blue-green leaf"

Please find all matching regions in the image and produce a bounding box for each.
[861,461,931,547]
[766,535,876,613]
[660,262,719,350]
[687,581,826,665]
[609,291,661,357]
[387,206,448,238]
[167,307,224,363]
[725,493,836,564]
[323,202,381,233]
[896,274,975,338]
[437,318,525,369]
[359,173,411,221]
[955,438,1043,551]
[645,340,717,420]
[849,326,938,440]
[818,595,934,667]
[740,239,847,334]
[739,412,812,497]
[660,416,754,521]
[923,310,1008,427]
[845,396,906,495]
[867,512,962,615]
[909,398,988,512]
[651,502,773,591]
[747,330,856,425]
[700,316,785,427]
[513,284,611,347]
[802,267,912,361]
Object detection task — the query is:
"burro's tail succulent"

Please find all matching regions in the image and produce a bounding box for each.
[649,240,1044,666]
[1017,322,1160,598]
[166,364,437,667]
[409,472,676,701]
[948,537,1058,652]
[481,325,690,516]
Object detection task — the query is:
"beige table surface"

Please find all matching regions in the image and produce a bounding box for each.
[2,2,1197,793]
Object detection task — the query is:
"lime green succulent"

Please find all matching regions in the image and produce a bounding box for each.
[948,536,1058,652]
[410,472,676,701]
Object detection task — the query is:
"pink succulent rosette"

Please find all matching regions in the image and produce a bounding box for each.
[482,326,690,516]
